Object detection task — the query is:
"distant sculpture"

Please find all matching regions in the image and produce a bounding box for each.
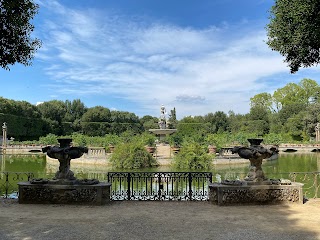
[158,105,169,129]
[232,139,278,182]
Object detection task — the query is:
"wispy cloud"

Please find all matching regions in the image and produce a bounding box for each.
[37,0,289,118]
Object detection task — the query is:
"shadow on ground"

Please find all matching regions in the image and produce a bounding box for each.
[1,199,320,240]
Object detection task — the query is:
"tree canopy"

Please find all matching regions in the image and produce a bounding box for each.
[0,0,41,70]
[266,0,320,73]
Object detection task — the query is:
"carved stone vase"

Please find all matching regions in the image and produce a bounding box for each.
[232,139,276,182]
[42,138,88,180]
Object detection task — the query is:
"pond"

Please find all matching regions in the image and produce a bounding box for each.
[1,153,320,198]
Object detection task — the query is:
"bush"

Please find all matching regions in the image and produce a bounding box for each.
[110,140,158,169]
[173,141,212,170]
[140,132,156,146]
[38,134,58,145]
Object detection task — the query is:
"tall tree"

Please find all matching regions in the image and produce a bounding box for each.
[36,100,66,124]
[36,100,66,135]
[250,92,274,112]
[266,0,320,73]
[64,99,87,122]
[298,78,320,104]
[0,0,41,70]
[81,106,111,136]
[273,83,301,110]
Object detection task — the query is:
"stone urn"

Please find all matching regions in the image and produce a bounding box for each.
[232,139,277,182]
[42,138,88,181]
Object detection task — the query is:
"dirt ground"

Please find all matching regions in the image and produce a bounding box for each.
[1,198,320,240]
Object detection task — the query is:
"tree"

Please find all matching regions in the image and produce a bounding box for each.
[64,99,87,123]
[37,100,66,123]
[299,78,320,104]
[250,93,274,112]
[81,106,111,136]
[266,0,320,73]
[273,83,302,110]
[305,102,320,138]
[140,115,158,131]
[0,0,41,70]
[204,111,229,133]
[245,106,270,135]
[272,79,319,111]
[228,111,246,134]
[168,107,177,128]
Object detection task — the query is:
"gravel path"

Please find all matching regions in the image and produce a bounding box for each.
[1,199,320,240]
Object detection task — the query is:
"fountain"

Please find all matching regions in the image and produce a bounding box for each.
[149,105,177,140]
[209,139,304,205]
[18,138,111,205]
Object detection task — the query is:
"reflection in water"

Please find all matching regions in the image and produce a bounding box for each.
[0,153,319,175]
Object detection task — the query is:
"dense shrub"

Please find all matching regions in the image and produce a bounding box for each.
[110,140,158,169]
[173,141,212,170]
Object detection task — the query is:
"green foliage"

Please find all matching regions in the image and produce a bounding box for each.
[38,133,58,145]
[173,141,212,170]
[266,0,320,73]
[0,113,47,140]
[140,115,159,130]
[80,122,111,136]
[167,133,183,147]
[69,133,121,148]
[64,99,87,122]
[70,132,87,146]
[204,111,229,133]
[140,132,156,146]
[0,0,41,70]
[250,93,273,112]
[81,106,111,122]
[205,133,229,150]
[2,77,320,144]
[177,122,205,138]
[0,97,41,118]
[110,140,158,169]
[262,133,283,145]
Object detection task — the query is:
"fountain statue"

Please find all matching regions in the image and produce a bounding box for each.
[149,105,177,140]
[231,138,277,182]
[18,138,111,205]
[42,138,88,182]
[208,138,304,205]
[158,105,169,129]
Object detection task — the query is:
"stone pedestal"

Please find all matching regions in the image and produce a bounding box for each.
[18,182,111,205]
[209,182,304,205]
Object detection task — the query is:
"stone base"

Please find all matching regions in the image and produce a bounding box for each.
[18,182,111,205]
[209,182,304,206]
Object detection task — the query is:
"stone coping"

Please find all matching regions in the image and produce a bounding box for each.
[18,181,111,205]
[209,182,304,206]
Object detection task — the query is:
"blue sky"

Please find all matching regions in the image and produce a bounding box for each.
[1,0,320,119]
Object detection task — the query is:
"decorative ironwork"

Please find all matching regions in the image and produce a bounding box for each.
[107,172,213,201]
[0,172,34,198]
[288,172,320,198]
[1,171,320,200]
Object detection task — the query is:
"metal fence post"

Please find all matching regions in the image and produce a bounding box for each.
[127,172,131,200]
[188,172,192,200]
[158,174,162,198]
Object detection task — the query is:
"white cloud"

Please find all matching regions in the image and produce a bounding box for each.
[37,1,290,118]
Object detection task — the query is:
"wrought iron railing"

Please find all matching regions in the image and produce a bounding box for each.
[1,171,320,199]
[0,172,35,198]
[107,172,213,201]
